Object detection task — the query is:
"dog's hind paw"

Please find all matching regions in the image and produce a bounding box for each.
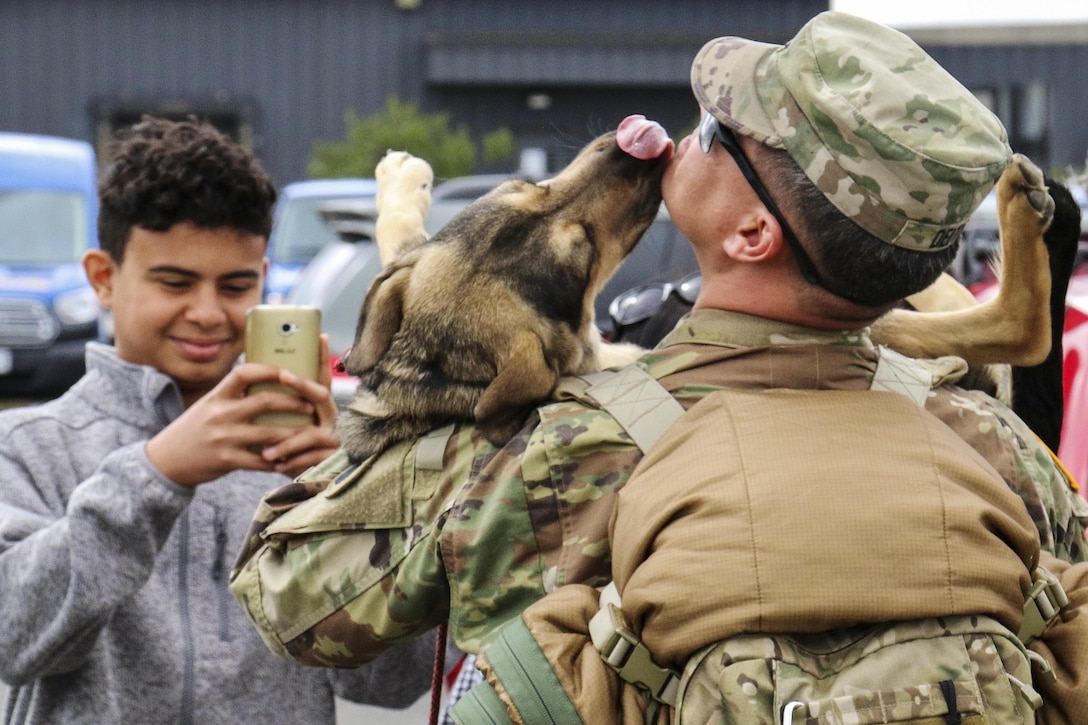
[981,152,1055,366]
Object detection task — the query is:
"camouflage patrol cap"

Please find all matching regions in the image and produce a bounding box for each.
[691,11,1012,252]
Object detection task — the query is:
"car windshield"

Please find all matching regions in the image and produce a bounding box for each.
[271,196,376,264]
[0,189,88,264]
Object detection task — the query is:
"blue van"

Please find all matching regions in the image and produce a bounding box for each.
[0,132,102,397]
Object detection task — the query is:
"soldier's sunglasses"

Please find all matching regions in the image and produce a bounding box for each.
[697,112,864,305]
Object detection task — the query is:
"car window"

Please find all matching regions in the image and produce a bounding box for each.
[286,241,385,355]
[270,197,353,264]
[271,194,380,264]
[0,189,88,264]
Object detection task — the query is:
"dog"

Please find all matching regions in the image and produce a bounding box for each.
[337,117,667,460]
[337,115,1054,463]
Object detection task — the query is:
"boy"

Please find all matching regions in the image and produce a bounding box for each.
[0,118,432,724]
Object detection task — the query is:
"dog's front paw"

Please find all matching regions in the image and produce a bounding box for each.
[375,150,434,265]
[596,341,646,368]
[997,153,1055,235]
[375,150,425,193]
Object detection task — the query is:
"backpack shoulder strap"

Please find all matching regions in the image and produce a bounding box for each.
[555,346,936,454]
[870,345,940,406]
[554,365,685,453]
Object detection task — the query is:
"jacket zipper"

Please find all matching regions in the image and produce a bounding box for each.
[210,508,231,641]
[177,511,194,725]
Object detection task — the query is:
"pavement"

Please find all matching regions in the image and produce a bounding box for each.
[338,694,434,724]
[0,682,435,723]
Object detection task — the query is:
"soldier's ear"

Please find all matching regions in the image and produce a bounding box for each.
[721,209,783,264]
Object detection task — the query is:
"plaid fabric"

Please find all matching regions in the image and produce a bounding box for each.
[441,654,484,725]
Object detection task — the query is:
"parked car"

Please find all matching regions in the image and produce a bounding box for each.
[955,183,1088,287]
[265,178,378,302]
[423,173,531,236]
[0,132,103,397]
[287,172,698,405]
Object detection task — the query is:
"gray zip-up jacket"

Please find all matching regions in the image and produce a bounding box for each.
[0,343,433,724]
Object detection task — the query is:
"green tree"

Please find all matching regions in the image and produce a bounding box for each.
[308,97,514,180]
[481,127,516,168]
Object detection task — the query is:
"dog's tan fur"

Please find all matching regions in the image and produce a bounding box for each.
[373,150,433,263]
[338,140,1053,464]
[338,131,667,461]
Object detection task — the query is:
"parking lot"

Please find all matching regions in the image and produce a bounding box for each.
[0,681,434,723]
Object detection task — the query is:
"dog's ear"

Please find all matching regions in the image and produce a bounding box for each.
[474,331,558,445]
[343,264,413,375]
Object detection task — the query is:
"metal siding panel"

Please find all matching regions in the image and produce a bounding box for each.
[924,43,1088,169]
[424,0,823,33]
[4,0,1085,181]
[0,0,827,180]
[426,37,705,86]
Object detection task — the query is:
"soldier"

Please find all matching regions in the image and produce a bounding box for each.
[231,11,1088,724]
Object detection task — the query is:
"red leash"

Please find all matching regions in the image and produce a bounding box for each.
[429,621,449,725]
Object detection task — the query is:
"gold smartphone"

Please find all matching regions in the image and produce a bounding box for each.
[244,305,322,427]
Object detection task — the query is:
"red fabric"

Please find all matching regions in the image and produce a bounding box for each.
[444,653,466,691]
[1059,319,1088,499]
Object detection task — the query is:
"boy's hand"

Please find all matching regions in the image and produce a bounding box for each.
[146,336,341,487]
[257,333,341,476]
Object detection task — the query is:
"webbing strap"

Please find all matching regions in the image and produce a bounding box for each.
[1019,566,1069,646]
[416,423,455,471]
[569,366,685,453]
[463,616,585,724]
[448,680,515,725]
[589,582,680,709]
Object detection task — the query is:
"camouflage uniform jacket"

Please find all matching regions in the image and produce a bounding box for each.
[229,309,1088,666]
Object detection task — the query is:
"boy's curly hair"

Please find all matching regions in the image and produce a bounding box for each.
[97,116,277,261]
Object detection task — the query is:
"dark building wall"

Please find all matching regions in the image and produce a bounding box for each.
[0,0,823,183]
[0,0,1084,184]
[926,43,1088,173]
[1,0,428,183]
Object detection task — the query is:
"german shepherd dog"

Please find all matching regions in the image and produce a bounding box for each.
[337,116,1054,463]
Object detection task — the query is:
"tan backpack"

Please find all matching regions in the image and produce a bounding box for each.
[452,355,1067,725]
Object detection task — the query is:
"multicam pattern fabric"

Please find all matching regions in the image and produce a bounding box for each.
[691,11,1012,251]
[229,308,1088,667]
[676,616,1036,724]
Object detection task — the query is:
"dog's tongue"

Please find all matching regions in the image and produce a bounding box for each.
[617,115,673,160]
